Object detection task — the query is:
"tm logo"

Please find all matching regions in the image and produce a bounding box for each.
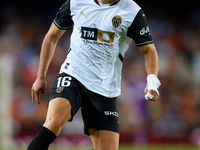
[81,27,115,43]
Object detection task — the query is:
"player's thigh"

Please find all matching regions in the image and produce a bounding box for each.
[43,98,72,133]
[45,73,82,127]
[89,128,119,150]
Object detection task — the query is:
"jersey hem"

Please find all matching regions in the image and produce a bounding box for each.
[53,20,71,30]
[59,71,121,98]
[136,41,153,46]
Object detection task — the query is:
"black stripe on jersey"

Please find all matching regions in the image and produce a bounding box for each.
[127,9,153,46]
[53,0,73,30]
[118,53,123,62]
[94,0,100,5]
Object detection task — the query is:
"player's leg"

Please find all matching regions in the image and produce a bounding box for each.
[89,128,119,150]
[27,97,72,150]
[43,97,72,136]
[28,73,82,150]
[81,89,120,150]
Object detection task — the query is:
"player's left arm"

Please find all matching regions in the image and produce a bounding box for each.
[138,43,158,76]
[127,8,161,101]
[138,43,161,101]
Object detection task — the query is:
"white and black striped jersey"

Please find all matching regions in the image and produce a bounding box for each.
[53,0,153,97]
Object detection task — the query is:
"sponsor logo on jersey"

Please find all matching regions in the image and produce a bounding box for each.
[104,111,119,117]
[112,15,122,28]
[81,27,115,43]
[80,11,89,20]
[140,26,150,35]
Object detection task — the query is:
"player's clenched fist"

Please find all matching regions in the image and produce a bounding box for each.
[144,74,161,101]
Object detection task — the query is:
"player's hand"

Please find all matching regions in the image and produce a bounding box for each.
[31,77,47,105]
[144,74,161,101]
[144,85,159,101]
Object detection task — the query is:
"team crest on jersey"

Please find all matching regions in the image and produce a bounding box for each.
[56,86,64,93]
[112,15,122,28]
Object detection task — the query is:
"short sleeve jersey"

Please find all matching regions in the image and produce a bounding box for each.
[53,0,153,97]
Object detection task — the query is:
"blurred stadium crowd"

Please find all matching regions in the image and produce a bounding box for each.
[0,0,200,147]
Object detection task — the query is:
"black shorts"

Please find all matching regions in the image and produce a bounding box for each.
[49,73,119,135]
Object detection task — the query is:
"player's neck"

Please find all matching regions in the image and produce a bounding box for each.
[97,0,114,4]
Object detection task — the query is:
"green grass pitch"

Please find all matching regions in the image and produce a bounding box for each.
[0,145,198,150]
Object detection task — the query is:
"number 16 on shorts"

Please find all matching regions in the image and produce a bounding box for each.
[57,76,72,88]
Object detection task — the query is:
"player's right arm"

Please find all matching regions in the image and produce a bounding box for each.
[31,23,66,104]
[31,0,73,104]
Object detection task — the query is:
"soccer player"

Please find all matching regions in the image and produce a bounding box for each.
[28,0,161,149]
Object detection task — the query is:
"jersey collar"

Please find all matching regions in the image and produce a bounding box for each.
[94,0,120,6]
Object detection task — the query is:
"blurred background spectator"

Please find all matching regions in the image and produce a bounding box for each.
[0,0,200,148]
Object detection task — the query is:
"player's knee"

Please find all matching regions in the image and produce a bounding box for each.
[44,116,65,130]
[43,117,66,136]
[89,129,119,150]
